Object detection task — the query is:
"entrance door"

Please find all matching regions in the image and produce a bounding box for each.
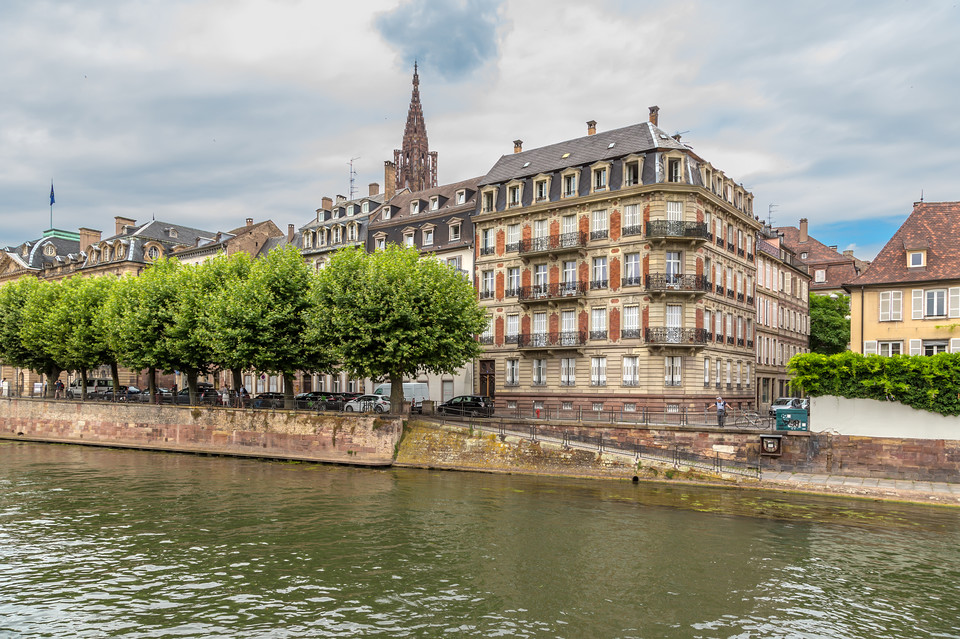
[479,360,496,398]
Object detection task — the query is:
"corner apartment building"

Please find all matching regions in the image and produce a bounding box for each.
[473,110,761,414]
[754,226,811,409]
[847,201,960,356]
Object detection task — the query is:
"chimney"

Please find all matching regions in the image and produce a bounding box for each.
[368,182,380,197]
[648,106,659,126]
[799,217,808,243]
[828,245,838,251]
[246,218,253,227]
[78,227,101,250]
[586,120,597,136]
[384,161,397,201]
[336,194,346,203]
[287,224,295,243]
[114,216,136,236]
[513,139,523,154]
[321,196,333,211]
[842,249,854,258]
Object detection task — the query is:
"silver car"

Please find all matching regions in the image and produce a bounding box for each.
[343,394,391,414]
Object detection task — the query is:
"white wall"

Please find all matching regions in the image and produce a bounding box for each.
[811,395,960,439]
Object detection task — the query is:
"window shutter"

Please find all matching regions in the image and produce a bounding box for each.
[951,338,960,353]
[909,339,922,355]
[949,287,960,318]
[879,292,889,322]
[863,341,877,355]
[912,290,924,319]
[664,357,671,384]
[891,291,902,321]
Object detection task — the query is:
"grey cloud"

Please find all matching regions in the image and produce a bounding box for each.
[375,0,503,80]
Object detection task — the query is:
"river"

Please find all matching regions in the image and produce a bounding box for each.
[1,441,958,638]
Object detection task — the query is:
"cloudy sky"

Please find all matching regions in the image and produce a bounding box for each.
[2,0,957,259]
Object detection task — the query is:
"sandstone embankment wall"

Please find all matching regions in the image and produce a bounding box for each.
[0,398,402,466]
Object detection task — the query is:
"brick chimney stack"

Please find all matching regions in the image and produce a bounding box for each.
[799,217,808,243]
[384,161,397,201]
[115,216,136,236]
[78,227,101,251]
[287,224,295,243]
[587,120,597,135]
[648,106,659,126]
[246,218,254,227]
[513,140,523,154]
[321,196,333,211]
[369,182,380,197]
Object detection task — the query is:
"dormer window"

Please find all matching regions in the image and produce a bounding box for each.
[43,244,55,256]
[116,245,125,259]
[382,206,392,220]
[593,167,607,191]
[481,189,496,213]
[667,157,682,183]
[908,251,925,268]
[450,223,461,241]
[404,231,415,247]
[167,228,178,239]
[800,252,808,259]
[423,228,434,246]
[375,235,386,250]
[362,201,370,214]
[347,224,357,241]
[507,183,522,207]
[147,246,161,260]
[348,205,356,216]
[103,247,111,261]
[624,159,640,186]
[430,196,439,211]
[535,179,548,201]
[410,200,420,215]
[456,190,466,205]
[561,171,578,198]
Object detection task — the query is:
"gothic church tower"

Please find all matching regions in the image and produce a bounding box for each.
[393,63,438,192]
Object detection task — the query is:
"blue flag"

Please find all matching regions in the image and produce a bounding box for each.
[50,182,55,206]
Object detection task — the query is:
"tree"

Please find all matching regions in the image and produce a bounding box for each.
[309,245,487,411]
[200,251,254,393]
[18,278,67,397]
[0,278,40,388]
[47,275,119,399]
[809,293,850,355]
[210,245,328,408]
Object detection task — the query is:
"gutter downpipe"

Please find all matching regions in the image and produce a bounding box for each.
[860,285,865,353]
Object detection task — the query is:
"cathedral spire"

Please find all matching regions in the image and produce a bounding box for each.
[394,63,437,193]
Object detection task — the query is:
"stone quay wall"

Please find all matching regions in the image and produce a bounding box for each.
[0,398,402,466]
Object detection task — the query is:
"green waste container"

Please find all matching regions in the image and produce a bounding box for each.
[776,408,808,431]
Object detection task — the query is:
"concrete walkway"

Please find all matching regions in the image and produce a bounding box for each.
[758,470,960,506]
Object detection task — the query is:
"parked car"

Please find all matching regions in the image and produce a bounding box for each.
[66,378,114,399]
[295,391,329,410]
[102,385,143,402]
[174,387,222,405]
[768,397,804,416]
[436,395,495,417]
[323,392,363,411]
[373,382,428,414]
[252,392,288,409]
[343,394,391,413]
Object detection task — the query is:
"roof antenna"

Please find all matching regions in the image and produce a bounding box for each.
[920,189,924,202]
[767,203,778,226]
[348,156,360,200]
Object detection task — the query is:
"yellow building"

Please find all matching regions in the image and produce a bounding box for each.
[846,201,960,356]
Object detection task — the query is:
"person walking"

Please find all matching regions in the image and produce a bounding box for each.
[712,396,727,428]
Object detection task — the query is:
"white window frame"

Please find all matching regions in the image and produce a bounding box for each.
[591,357,607,386]
[622,356,639,386]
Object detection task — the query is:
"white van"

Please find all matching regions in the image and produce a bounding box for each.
[373,382,429,413]
[66,378,114,398]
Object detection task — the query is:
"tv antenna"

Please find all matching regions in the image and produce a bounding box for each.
[348,156,361,200]
[767,203,778,226]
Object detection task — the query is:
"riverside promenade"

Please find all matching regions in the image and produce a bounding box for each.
[757,471,960,507]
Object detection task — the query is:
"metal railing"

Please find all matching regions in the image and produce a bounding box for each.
[519,231,588,255]
[518,330,588,348]
[645,220,710,240]
[518,280,588,301]
[644,327,709,345]
[645,273,711,293]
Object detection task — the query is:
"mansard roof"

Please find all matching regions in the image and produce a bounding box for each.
[480,121,690,186]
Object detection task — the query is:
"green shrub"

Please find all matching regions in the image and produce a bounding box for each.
[788,352,960,416]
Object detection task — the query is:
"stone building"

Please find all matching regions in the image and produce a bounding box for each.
[393,63,438,193]
[299,186,385,272]
[473,109,761,415]
[173,218,288,265]
[846,201,960,357]
[754,225,811,410]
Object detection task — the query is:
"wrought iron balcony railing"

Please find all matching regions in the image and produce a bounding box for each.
[518,231,588,255]
[644,273,711,293]
[517,280,588,302]
[518,330,588,348]
[644,327,709,345]
[645,220,710,241]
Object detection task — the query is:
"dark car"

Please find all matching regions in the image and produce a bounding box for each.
[252,392,288,409]
[295,391,329,410]
[323,392,362,411]
[102,385,143,402]
[174,387,222,405]
[436,395,495,417]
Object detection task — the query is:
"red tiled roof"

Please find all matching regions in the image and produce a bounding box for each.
[848,201,960,286]
[776,224,862,290]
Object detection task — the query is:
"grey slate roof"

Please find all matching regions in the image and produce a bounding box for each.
[480,121,688,185]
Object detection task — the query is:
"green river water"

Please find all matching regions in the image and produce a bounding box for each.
[1,441,959,638]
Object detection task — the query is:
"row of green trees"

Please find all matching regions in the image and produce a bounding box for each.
[0,245,486,410]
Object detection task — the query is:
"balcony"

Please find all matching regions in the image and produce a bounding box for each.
[505,334,519,344]
[480,246,495,256]
[590,330,608,340]
[645,273,711,295]
[518,231,588,258]
[621,328,642,339]
[518,330,588,350]
[715,284,724,295]
[622,275,643,287]
[644,327,709,349]
[478,335,494,345]
[590,279,608,290]
[645,220,710,243]
[518,280,588,303]
[746,295,754,305]
[622,224,643,237]
[479,289,495,300]
[727,242,735,252]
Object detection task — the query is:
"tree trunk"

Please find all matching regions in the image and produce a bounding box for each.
[389,371,403,415]
[187,369,199,405]
[110,362,121,400]
[148,366,157,403]
[232,369,243,407]
[80,368,88,401]
[283,371,295,410]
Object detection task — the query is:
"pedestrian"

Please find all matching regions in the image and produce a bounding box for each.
[712,396,727,428]
[55,379,64,399]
